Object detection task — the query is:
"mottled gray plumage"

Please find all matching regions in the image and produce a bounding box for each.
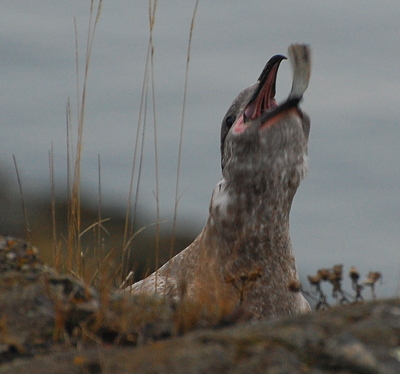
[126,44,312,319]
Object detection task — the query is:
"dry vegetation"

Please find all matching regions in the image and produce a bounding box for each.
[305,264,382,310]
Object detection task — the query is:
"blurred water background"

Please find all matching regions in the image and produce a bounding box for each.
[1,1,399,296]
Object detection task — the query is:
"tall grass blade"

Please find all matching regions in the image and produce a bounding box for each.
[67,0,103,276]
[12,155,30,240]
[122,0,159,281]
[48,143,59,270]
[170,0,200,258]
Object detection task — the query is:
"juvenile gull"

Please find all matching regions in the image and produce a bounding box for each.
[126,44,312,319]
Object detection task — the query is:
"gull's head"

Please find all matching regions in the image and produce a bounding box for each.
[220,44,311,193]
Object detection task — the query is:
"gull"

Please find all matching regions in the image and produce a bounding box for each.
[126,44,312,319]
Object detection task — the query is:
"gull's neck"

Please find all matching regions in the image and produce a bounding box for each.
[199,175,302,318]
[207,174,297,253]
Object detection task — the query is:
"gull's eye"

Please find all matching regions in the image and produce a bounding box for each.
[225,115,236,129]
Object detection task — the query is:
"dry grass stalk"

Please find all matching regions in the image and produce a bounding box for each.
[122,1,158,283]
[66,0,103,278]
[169,0,199,260]
[12,155,31,240]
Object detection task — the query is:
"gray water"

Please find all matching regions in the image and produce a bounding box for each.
[1,1,399,297]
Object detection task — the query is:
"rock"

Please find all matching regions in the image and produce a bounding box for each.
[3,298,400,374]
[1,236,400,373]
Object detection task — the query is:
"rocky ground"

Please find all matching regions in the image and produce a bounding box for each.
[0,236,399,374]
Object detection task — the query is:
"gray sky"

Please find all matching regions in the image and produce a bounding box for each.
[1,1,399,296]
